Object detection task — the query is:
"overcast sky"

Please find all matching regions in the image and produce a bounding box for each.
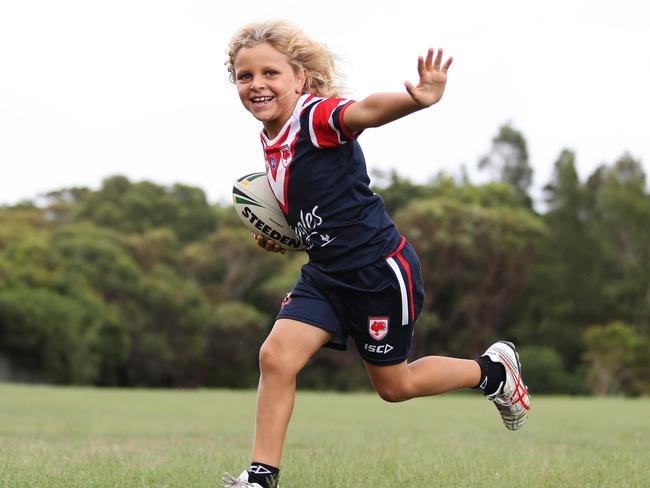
[1,0,648,207]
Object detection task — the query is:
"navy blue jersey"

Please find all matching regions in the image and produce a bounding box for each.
[261,94,402,272]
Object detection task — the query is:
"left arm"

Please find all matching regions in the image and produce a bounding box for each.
[343,48,453,133]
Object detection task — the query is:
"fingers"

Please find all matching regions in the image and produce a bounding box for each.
[442,56,453,73]
[425,47,434,71]
[252,234,286,254]
[255,234,267,249]
[417,55,425,79]
[433,48,442,71]
[420,47,452,75]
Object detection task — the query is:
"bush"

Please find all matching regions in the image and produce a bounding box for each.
[518,345,585,394]
[0,288,102,383]
[583,321,647,396]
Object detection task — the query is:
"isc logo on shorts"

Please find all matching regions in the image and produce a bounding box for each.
[368,317,389,341]
[364,343,394,354]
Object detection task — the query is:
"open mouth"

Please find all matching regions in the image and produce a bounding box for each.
[251,96,274,106]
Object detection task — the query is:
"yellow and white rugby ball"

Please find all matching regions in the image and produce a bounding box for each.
[232,173,304,251]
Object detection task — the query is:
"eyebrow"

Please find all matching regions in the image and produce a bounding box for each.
[235,64,282,76]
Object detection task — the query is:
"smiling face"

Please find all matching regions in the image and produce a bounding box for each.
[233,42,306,139]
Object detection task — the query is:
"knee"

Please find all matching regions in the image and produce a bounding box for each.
[258,338,281,374]
[258,338,294,377]
[375,384,411,403]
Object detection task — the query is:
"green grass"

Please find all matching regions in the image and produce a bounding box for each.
[0,384,648,487]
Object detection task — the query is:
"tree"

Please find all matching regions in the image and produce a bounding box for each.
[0,288,103,384]
[370,169,433,214]
[74,176,218,242]
[591,155,650,325]
[394,183,545,355]
[520,150,608,368]
[201,301,268,387]
[479,123,533,206]
[583,322,640,395]
[518,345,583,394]
[124,265,209,387]
[207,226,289,304]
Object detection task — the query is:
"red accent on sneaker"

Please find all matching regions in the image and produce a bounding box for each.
[499,352,530,410]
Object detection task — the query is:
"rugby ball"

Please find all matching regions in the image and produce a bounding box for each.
[232,173,304,251]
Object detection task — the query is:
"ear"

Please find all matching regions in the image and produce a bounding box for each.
[296,67,307,93]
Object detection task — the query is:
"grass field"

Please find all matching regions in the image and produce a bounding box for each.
[0,384,648,487]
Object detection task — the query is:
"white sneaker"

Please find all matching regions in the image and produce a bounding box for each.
[483,341,530,430]
[223,471,280,488]
[223,471,262,488]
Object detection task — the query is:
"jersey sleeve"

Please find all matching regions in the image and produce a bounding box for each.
[306,97,362,148]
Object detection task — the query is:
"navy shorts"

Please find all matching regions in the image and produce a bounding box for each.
[277,238,424,365]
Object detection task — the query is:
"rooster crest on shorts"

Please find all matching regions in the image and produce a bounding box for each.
[368,317,389,341]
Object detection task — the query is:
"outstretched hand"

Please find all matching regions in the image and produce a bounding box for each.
[404,48,453,108]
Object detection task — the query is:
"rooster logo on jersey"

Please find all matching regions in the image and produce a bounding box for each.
[267,147,290,172]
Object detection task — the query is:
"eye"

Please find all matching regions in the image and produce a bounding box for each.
[264,70,279,78]
[237,73,252,81]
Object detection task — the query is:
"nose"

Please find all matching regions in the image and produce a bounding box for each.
[251,74,266,91]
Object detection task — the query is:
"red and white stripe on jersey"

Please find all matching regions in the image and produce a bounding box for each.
[261,116,301,214]
[307,97,358,148]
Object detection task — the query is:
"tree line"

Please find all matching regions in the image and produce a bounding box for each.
[1,124,648,395]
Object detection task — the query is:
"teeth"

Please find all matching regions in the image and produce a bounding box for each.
[252,96,273,103]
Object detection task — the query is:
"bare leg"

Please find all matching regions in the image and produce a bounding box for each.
[252,319,334,467]
[365,356,481,402]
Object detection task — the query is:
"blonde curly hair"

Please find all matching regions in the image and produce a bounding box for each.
[226,20,343,98]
